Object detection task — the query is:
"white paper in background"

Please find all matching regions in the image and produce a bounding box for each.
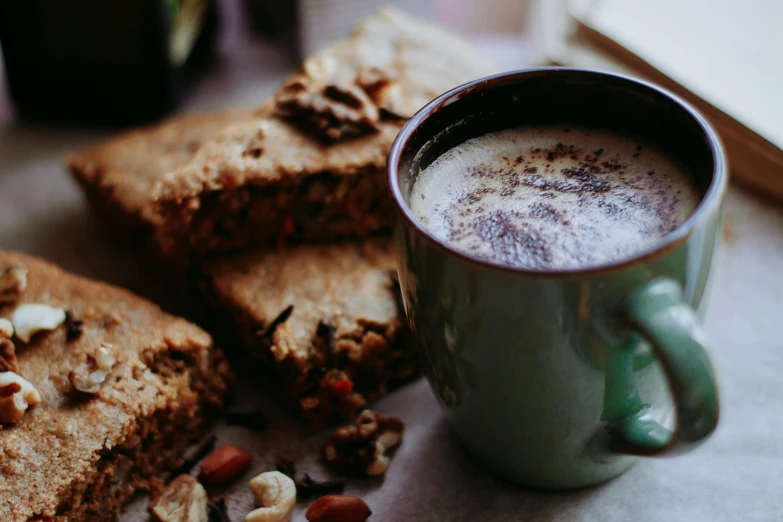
[297,0,437,56]
[296,0,533,57]
[578,0,783,151]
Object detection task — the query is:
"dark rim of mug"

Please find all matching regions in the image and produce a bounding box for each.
[388,67,728,277]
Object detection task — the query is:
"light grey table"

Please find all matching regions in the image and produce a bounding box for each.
[1,7,781,522]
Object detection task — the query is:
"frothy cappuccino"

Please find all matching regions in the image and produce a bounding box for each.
[409,125,700,270]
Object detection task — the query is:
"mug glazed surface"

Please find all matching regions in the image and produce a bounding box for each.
[388,68,726,489]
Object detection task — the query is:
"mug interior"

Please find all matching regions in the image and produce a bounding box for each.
[389,68,726,274]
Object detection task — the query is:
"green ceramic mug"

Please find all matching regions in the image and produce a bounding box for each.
[388,68,725,489]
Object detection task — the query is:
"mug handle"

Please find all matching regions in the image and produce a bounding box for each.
[604,278,720,456]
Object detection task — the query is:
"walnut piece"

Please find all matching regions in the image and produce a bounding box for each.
[0,319,17,373]
[274,56,388,142]
[0,318,13,339]
[246,471,297,522]
[149,474,208,522]
[324,410,404,477]
[70,343,118,393]
[11,303,66,343]
[0,264,27,305]
[0,371,41,424]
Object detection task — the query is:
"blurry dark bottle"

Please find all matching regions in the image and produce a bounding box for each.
[243,0,299,58]
[0,0,218,125]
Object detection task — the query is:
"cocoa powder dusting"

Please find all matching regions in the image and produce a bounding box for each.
[472,211,553,269]
[408,125,700,270]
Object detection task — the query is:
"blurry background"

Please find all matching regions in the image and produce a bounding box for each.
[0,0,532,125]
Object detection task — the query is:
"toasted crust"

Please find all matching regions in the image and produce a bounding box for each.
[196,239,417,429]
[68,111,245,232]
[0,252,231,522]
[153,109,399,203]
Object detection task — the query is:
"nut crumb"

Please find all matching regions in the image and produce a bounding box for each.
[0,371,41,424]
[69,343,118,393]
[170,435,217,478]
[324,410,404,477]
[0,339,17,374]
[149,474,208,522]
[0,319,13,339]
[10,303,66,343]
[0,319,16,373]
[0,264,27,305]
[295,474,345,499]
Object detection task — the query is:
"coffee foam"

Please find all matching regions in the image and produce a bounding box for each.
[409,126,700,270]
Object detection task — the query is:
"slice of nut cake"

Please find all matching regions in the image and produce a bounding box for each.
[0,252,231,522]
[194,239,416,430]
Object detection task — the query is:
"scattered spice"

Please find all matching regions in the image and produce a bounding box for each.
[257,305,294,344]
[226,410,268,432]
[316,321,336,358]
[208,497,233,522]
[0,264,27,305]
[251,305,295,359]
[0,336,17,373]
[296,473,346,499]
[64,311,83,342]
[170,434,217,478]
[274,456,345,498]
[276,455,296,479]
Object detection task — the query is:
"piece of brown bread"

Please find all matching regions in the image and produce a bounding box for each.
[69,110,246,245]
[193,238,415,430]
[69,9,495,259]
[0,252,231,522]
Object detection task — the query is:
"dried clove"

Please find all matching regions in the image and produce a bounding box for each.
[275,455,296,478]
[316,320,337,366]
[254,305,294,351]
[208,496,233,522]
[170,434,217,478]
[296,473,346,499]
[259,305,294,339]
[225,410,268,432]
[64,310,84,341]
[249,305,295,361]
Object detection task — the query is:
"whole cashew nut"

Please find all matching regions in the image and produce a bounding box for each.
[246,471,296,522]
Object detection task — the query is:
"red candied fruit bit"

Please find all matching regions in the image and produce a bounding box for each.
[283,217,295,235]
[330,378,353,393]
